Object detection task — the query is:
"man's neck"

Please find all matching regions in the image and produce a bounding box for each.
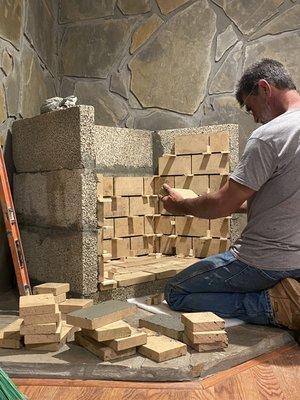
[276,90,300,114]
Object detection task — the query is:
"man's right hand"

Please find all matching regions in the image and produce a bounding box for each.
[160,184,187,215]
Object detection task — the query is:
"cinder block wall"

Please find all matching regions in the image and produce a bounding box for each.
[12,105,239,297]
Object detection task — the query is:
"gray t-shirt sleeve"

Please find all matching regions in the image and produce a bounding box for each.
[230,138,278,191]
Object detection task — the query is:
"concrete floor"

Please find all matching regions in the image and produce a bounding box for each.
[0,289,296,382]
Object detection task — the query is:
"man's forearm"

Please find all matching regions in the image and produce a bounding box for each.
[180,193,229,219]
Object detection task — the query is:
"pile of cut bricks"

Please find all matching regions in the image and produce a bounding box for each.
[0,286,228,362]
[68,299,188,363]
[97,132,231,290]
[0,282,93,351]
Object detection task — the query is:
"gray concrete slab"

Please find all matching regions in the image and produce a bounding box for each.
[0,307,295,382]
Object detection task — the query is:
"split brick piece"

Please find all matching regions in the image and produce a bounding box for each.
[23,304,61,326]
[210,218,230,237]
[96,175,114,197]
[193,238,229,258]
[58,298,93,315]
[33,282,70,296]
[129,196,157,216]
[21,322,58,335]
[0,318,23,349]
[114,177,144,196]
[192,153,229,175]
[99,279,118,291]
[115,271,155,287]
[19,294,56,317]
[75,331,136,361]
[82,320,131,342]
[103,238,131,259]
[130,236,155,256]
[209,175,227,192]
[66,300,137,330]
[24,322,63,344]
[184,329,228,345]
[176,236,193,257]
[175,216,209,237]
[138,334,187,363]
[25,323,78,352]
[175,134,209,155]
[104,328,147,351]
[139,315,184,341]
[98,196,129,220]
[54,293,67,304]
[181,312,225,332]
[209,132,229,153]
[159,155,191,176]
[183,333,228,352]
[155,216,176,235]
[114,216,144,237]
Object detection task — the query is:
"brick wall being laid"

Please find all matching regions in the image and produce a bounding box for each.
[96,132,231,289]
[12,105,239,299]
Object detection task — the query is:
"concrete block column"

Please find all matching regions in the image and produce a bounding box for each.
[12,106,98,296]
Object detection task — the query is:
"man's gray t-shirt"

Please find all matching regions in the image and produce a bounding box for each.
[230,108,300,271]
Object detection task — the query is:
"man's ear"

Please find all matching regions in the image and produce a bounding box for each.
[258,79,271,97]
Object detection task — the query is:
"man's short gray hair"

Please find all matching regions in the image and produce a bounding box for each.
[236,59,296,106]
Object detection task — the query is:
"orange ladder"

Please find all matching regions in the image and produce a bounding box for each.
[0,147,31,296]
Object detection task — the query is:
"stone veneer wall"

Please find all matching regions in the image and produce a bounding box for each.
[58,0,300,155]
[0,0,58,291]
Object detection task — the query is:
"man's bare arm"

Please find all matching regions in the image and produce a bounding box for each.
[161,179,255,219]
[235,201,248,213]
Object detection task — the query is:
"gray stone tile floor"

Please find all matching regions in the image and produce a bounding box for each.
[0,289,296,381]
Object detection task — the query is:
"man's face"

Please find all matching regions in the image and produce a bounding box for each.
[242,87,273,124]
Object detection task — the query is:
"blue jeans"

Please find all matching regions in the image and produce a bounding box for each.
[164,251,300,326]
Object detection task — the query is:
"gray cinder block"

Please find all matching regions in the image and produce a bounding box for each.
[14,169,97,230]
[12,106,95,173]
[20,226,98,296]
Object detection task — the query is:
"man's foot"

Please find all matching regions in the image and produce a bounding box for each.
[268,278,300,330]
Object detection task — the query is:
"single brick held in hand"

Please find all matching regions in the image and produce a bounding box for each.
[181,312,225,332]
[66,300,137,330]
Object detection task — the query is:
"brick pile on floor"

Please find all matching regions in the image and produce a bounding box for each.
[0,282,92,351]
[70,299,188,363]
[69,300,147,361]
